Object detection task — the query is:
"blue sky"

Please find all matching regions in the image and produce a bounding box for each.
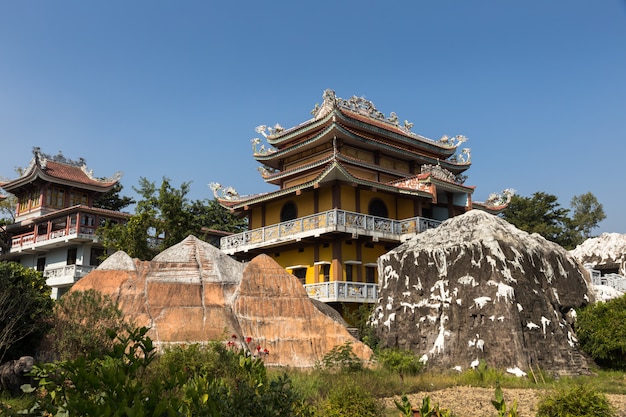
[1,1,625,234]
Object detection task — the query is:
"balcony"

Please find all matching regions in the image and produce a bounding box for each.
[220,209,441,255]
[9,225,98,253]
[44,264,95,287]
[305,281,378,304]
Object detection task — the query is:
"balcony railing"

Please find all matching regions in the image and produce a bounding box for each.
[220,209,441,254]
[10,225,97,252]
[304,281,378,303]
[44,264,95,287]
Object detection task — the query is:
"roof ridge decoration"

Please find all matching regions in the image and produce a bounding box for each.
[31,146,122,183]
[312,89,418,135]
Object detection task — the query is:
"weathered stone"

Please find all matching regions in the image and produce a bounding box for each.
[72,236,371,368]
[0,356,34,396]
[571,233,626,276]
[372,210,593,376]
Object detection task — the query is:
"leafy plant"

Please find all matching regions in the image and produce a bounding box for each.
[375,348,423,381]
[491,383,519,417]
[536,384,616,417]
[394,394,452,417]
[318,342,363,372]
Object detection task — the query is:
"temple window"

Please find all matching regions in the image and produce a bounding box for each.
[293,268,307,285]
[365,265,376,284]
[67,247,77,265]
[315,261,330,282]
[70,191,88,206]
[46,187,66,209]
[345,264,353,282]
[280,201,298,222]
[368,198,388,218]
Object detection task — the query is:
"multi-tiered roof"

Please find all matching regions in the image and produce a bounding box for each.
[213,89,510,212]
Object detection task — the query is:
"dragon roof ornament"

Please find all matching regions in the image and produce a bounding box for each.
[209,182,241,201]
[478,188,516,208]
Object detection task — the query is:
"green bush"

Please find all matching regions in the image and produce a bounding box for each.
[322,378,383,417]
[536,384,616,417]
[575,294,626,369]
[318,342,363,372]
[375,348,423,380]
[21,328,314,417]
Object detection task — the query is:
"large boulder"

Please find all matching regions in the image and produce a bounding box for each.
[571,233,626,276]
[372,210,593,376]
[73,236,371,368]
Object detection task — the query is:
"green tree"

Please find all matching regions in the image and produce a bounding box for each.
[98,177,245,260]
[0,262,53,362]
[570,192,606,240]
[575,294,626,369]
[502,192,578,249]
[93,182,135,212]
[48,290,130,361]
[189,198,247,234]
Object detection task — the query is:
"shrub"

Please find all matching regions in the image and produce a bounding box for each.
[318,342,363,372]
[48,289,130,361]
[575,294,626,369]
[375,348,423,380]
[24,328,314,417]
[536,384,616,417]
[322,378,383,417]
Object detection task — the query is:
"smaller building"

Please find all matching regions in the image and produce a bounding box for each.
[0,148,130,298]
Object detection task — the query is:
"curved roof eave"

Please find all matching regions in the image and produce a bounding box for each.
[255,122,470,175]
[220,161,433,210]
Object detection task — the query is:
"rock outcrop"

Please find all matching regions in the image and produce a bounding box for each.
[372,210,593,376]
[72,236,371,368]
[571,233,626,276]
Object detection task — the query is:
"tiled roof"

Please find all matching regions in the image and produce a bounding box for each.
[44,160,118,187]
[0,148,121,192]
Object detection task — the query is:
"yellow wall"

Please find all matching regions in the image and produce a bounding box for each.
[360,190,397,219]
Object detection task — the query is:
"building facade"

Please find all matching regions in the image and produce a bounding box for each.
[214,90,509,317]
[0,148,130,299]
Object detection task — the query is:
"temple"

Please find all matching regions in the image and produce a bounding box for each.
[0,148,130,298]
[213,89,511,317]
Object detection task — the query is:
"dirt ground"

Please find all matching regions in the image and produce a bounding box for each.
[382,386,626,417]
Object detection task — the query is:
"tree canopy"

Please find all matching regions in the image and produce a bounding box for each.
[93,182,135,212]
[502,191,606,250]
[97,177,246,260]
[0,261,53,362]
